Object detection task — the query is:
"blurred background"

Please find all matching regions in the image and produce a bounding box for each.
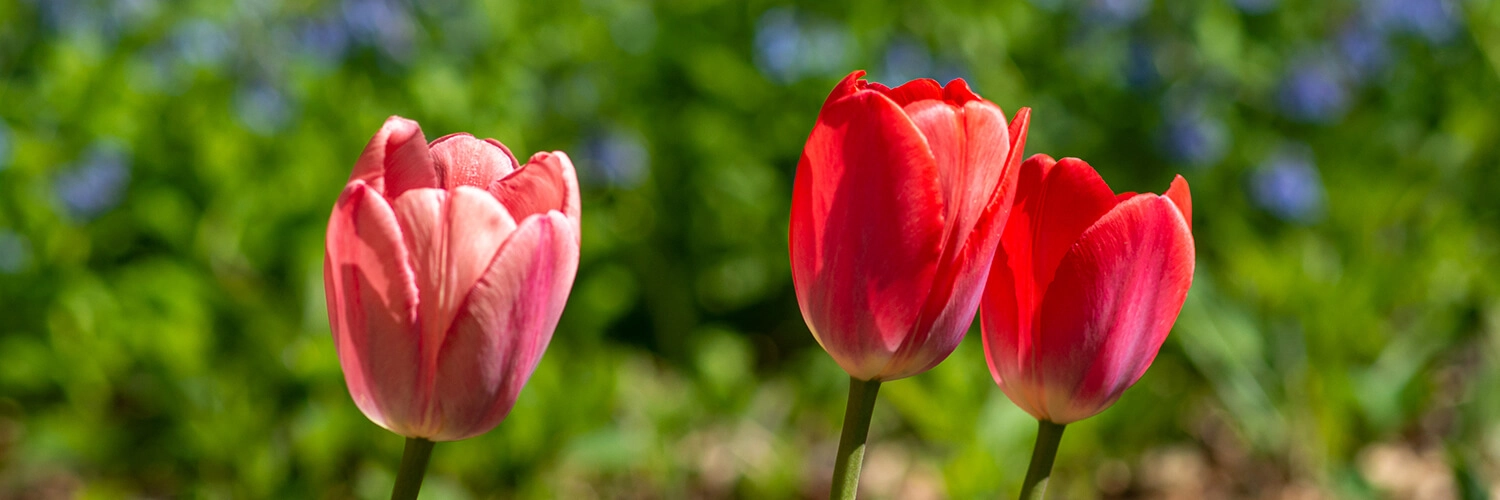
[2,0,1499,497]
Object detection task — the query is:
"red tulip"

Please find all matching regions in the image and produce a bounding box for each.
[981,155,1193,424]
[790,70,1031,381]
[324,116,580,441]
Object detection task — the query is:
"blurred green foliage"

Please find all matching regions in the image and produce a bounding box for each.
[2,0,1500,498]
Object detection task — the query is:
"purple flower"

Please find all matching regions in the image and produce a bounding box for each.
[581,127,649,189]
[341,0,417,61]
[54,143,131,220]
[1369,0,1457,44]
[235,81,293,135]
[1161,109,1228,168]
[1086,0,1149,26]
[1337,23,1389,82]
[1277,57,1349,124]
[0,121,11,170]
[1250,144,1325,223]
[753,8,851,83]
[1232,0,1278,15]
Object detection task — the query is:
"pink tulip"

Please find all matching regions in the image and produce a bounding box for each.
[981,155,1193,424]
[790,70,1031,381]
[324,116,580,441]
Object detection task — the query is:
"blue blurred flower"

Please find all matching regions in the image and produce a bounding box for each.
[1336,23,1389,83]
[236,81,294,135]
[882,38,933,85]
[0,230,30,274]
[1369,0,1457,44]
[582,128,650,189]
[801,23,852,78]
[1124,39,1159,90]
[1161,108,1228,168]
[0,121,12,171]
[1250,144,1325,223]
[1086,0,1150,26]
[754,8,801,82]
[753,8,852,84]
[298,18,351,68]
[1277,57,1349,124]
[1232,0,1278,14]
[342,0,416,61]
[172,19,233,70]
[54,142,131,220]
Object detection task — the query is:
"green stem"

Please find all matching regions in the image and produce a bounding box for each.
[829,377,882,500]
[1018,420,1066,500]
[390,437,435,500]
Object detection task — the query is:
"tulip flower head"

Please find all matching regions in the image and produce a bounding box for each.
[981,155,1193,424]
[324,116,580,441]
[790,70,1031,381]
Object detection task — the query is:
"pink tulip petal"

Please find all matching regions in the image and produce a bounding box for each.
[324,181,423,435]
[789,81,946,380]
[1166,175,1192,230]
[351,116,439,199]
[429,212,578,441]
[430,133,517,191]
[490,152,580,231]
[390,186,518,427]
[1032,194,1195,423]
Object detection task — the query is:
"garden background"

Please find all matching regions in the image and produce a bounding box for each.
[3,0,1500,498]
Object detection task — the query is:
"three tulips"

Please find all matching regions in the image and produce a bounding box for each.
[323,71,1192,499]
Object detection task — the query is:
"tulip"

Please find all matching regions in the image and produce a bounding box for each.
[323,116,580,499]
[979,154,1193,499]
[789,70,1030,499]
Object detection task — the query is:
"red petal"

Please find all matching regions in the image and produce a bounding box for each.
[880,100,1014,379]
[1165,175,1192,230]
[490,151,581,233]
[429,133,516,191]
[427,213,578,441]
[822,70,869,108]
[877,78,944,107]
[1032,195,1195,423]
[1018,156,1119,299]
[941,78,983,105]
[351,116,438,200]
[324,181,423,435]
[789,87,946,380]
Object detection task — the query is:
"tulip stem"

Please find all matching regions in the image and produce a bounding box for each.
[1018,420,1067,500]
[391,437,435,500]
[829,376,882,500]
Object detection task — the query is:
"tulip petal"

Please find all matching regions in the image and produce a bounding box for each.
[822,70,869,109]
[351,116,439,199]
[1166,175,1192,230]
[490,152,581,232]
[942,78,983,105]
[324,181,423,435]
[1032,194,1194,423]
[430,133,517,191]
[789,84,946,380]
[876,78,944,107]
[428,212,578,441]
[880,102,1017,379]
[391,186,518,428]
